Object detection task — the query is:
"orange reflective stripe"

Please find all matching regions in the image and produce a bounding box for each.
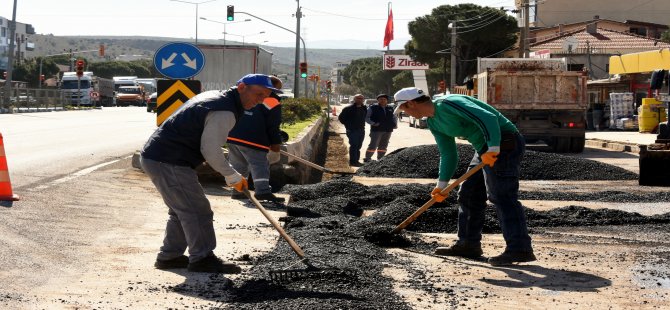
[263,97,280,109]
[366,150,376,153]
[227,137,270,150]
[377,149,386,152]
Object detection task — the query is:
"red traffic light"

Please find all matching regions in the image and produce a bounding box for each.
[76,59,85,77]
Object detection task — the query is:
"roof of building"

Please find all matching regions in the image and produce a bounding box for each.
[530,27,670,53]
[531,18,669,32]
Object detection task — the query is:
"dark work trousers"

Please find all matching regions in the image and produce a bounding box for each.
[365,131,392,160]
[346,128,365,164]
[140,156,216,263]
[455,132,533,252]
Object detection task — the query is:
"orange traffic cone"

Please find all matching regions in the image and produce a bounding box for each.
[0,133,19,201]
[332,107,337,116]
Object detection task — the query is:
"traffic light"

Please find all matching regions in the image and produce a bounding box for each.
[99,44,105,57]
[326,80,332,92]
[299,62,307,78]
[76,59,85,77]
[227,5,234,21]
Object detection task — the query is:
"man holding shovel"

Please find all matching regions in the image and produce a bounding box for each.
[393,87,534,266]
[140,74,281,273]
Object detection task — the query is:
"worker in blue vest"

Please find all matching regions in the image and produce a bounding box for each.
[364,94,397,162]
[140,74,281,273]
[227,76,285,203]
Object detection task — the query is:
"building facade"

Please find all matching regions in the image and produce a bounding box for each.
[516,0,670,31]
[0,16,35,71]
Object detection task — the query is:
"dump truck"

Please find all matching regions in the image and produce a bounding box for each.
[96,77,115,107]
[194,44,273,91]
[476,58,588,153]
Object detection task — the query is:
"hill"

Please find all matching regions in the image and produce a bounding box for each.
[26,35,381,75]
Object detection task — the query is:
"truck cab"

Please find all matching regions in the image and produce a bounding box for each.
[60,72,94,106]
[115,86,145,106]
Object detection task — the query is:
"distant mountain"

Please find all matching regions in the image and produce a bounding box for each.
[25,35,382,74]
[269,38,410,50]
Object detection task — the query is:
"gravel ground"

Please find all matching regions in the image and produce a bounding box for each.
[356,144,639,181]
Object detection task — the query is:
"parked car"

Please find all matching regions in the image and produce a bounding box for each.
[115,86,145,107]
[409,115,428,129]
[146,92,157,112]
[364,99,378,107]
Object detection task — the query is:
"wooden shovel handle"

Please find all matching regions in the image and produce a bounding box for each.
[391,162,487,234]
[243,189,306,258]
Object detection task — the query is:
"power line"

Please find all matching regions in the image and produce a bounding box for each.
[459,42,518,62]
[453,14,507,34]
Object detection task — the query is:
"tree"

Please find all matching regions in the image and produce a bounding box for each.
[405,4,518,87]
[341,57,402,97]
[662,29,670,43]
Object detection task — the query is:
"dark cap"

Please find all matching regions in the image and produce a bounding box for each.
[376,94,389,100]
[237,74,282,93]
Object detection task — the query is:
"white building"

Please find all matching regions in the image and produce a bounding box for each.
[0,16,35,71]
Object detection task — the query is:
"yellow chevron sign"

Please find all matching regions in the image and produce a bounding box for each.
[156,79,201,126]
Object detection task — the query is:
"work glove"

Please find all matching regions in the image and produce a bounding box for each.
[270,144,281,152]
[431,181,449,202]
[481,151,499,168]
[231,177,248,192]
[225,173,248,192]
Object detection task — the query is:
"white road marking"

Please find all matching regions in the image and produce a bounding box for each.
[34,156,131,190]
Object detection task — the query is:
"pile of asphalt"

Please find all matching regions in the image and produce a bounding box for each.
[214,175,670,308]
[356,144,639,181]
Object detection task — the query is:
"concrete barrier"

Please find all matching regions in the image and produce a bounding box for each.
[132,115,329,189]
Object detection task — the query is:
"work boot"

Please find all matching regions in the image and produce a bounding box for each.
[434,242,483,258]
[231,191,247,200]
[350,161,363,167]
[154,255,189,270]
[488,250,537,266]
[254,192,286,203]
[187,255,242,274]
[363,158,372,163]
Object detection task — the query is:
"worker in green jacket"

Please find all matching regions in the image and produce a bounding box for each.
[393,87,535,266]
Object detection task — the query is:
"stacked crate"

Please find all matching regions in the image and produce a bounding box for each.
[609,92,637,130]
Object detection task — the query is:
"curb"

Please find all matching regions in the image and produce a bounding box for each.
[585,139,642,154]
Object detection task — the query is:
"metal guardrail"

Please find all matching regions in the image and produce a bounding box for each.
[0,87,87,114]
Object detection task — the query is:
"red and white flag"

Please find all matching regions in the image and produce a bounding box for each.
[383,9,394,48]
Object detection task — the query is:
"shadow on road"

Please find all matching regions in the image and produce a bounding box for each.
[481,264,611,292]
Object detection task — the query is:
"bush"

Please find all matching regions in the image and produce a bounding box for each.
[281,98,324,125]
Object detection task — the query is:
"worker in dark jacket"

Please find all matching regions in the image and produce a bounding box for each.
[364,94,397,162]
[227,76,285,203]
[338,94,367,166]
[140,74,281,274]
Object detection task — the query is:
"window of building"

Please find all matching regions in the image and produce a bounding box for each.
[630,27,647,36]
[1,27,5,38]
[568,64,584,71]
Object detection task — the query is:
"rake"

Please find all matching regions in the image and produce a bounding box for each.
[242,189,353,282]
[280,150,356,175]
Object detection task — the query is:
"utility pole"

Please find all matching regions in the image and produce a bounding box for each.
[521,0,530,58]
[3,0,18,109]
[450,21,457,89]
[294,0,302,97]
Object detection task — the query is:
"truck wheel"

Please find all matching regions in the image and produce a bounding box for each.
[551,137,571,153]
[570,136,585,153]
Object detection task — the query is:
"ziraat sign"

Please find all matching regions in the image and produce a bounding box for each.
[383,54,429,70]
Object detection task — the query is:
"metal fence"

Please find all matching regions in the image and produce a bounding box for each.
[0,87,79,113]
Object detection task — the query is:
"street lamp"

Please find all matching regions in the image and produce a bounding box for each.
[224,31,265,46]
[170,0,218,44]
[200,17,251,46]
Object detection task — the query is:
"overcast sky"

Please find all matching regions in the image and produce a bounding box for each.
[5,0,516,49]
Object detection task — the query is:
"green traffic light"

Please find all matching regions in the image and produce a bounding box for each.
[227,16,234,21]
[301,73,307,78]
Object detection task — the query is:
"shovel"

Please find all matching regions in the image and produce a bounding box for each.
[391,162,486,234]
[280,150,355,175]
[241,189,350,282]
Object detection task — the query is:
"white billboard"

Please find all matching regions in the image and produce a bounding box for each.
[383,54,429,70]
